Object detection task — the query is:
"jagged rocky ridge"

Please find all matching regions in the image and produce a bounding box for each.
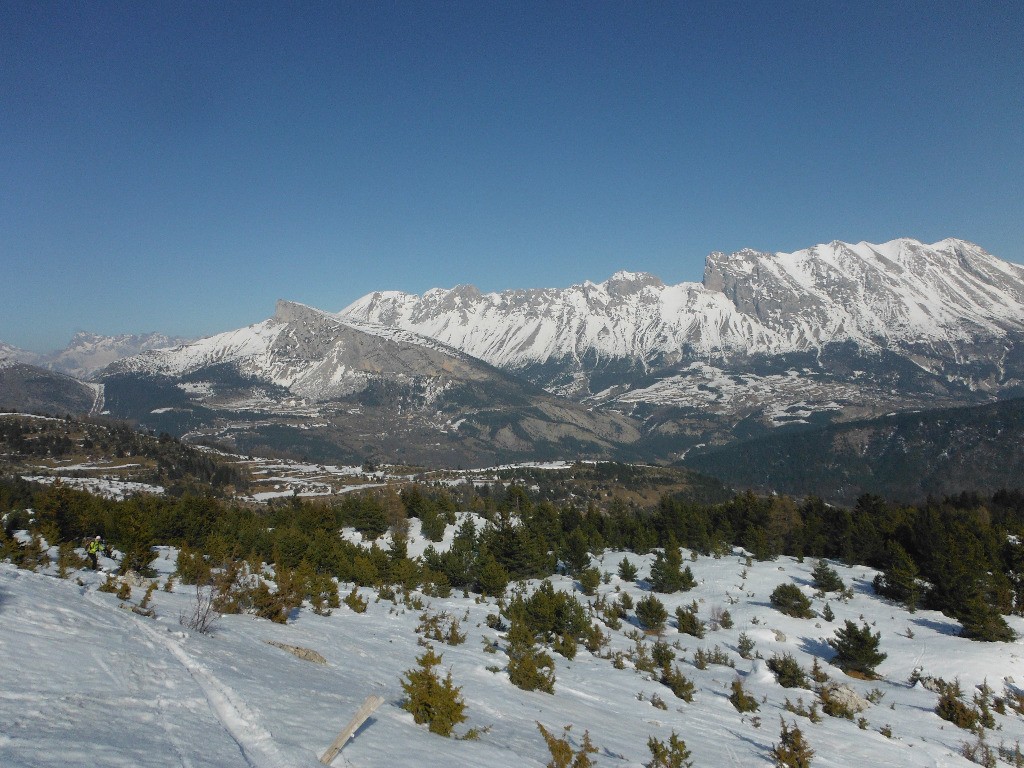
[340,238,1024,453]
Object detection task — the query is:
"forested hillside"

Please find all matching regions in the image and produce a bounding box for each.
[683,396,1024,504]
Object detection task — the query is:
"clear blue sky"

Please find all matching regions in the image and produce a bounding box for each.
[3,1,1022,352]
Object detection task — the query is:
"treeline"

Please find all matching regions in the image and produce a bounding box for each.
[3,475,1023,640]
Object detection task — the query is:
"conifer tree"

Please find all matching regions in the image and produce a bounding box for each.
[400,647,467,737]
[635,594,668,633]
[649,535,696,593]
[810,559,844,593]
[872,540,920,610]
[645,730,692,768]
[771,718,814,767]
[507,616,556,693]
[827,620,886,677]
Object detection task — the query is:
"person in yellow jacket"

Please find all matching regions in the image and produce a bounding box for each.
[87,535,103,570]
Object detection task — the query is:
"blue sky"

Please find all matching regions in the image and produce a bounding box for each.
[3,1,1022,352]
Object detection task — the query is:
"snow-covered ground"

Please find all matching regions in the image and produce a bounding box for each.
[18,474,165,500]
[3,532,1024,767]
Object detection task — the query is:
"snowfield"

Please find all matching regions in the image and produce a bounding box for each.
[3,529,1024,767]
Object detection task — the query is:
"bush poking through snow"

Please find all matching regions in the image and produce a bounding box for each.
[729,677,759,713]
[506,617,556,694]
[636,594,668,633]
[827,620,886,678]
[768,653,809,689]
[536,722,597,768]
[645,730,693,768]
[343,586,368,613]
[400,647,467,737]
[770,583,815,619]
[771,718,814,768]
[179,582,219,634]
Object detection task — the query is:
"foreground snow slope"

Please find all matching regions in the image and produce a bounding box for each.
[3,533,1024,767]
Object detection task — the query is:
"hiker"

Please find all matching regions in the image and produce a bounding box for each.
[87,535,103,570]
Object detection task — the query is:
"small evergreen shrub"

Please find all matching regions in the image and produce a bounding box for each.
[578,567,601,596]
[770,583,815,619]
[810,559,844,593]
[636,594,668,633]
[737,632,756,659]
[767,653,809,689]
[416,610,467,646]
[651,639,675,668]
[343,586,368,613]
[400,647,467,737]
[936,679,981,730]
[694,645,733,669]
[827,620,886,677]
[645,730,692,768]
[729,678,759,713]
[536,722,597,768]
[507,617,556,694]
[770,718,814,768]
[618,557,639,582]
[661,664,695,702]
[675,605,705,638]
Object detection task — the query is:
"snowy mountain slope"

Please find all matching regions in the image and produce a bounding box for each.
[97,301,641,467]
[105,300,503,402]
[343,239,1024,367]
[339,239,1024,425]
[5,535,1024,767]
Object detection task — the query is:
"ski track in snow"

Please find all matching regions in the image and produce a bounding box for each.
[84,590,305,768]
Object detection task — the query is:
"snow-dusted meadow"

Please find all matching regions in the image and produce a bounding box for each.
[3,517,1024,767]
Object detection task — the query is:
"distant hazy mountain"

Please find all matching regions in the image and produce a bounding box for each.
[340,238,1024,453]
[98,300,641,467]
[41,331,191,379]
[0,341,40,368]
[0,332,190,380]
[683,396,1024,504]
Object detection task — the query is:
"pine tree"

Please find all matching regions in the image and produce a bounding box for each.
[810,560,844,593]
[400,647,467,737]
[770,583,814,619]
[537,722,597,768]
[827,620,886,677]
[771,718,814,767]
[646,730,692,768]
[507,617,556,693]
[635,594,668,633]
[872,540,920,610]
[649,535,694,593]
[729,677,759,712]
[618,557,639,582]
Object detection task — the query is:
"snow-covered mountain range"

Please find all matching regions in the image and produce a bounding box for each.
[4,236,1022,465]
[341,238,1024,396]
[337,238,1024,453]
[361,236,1024,358]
